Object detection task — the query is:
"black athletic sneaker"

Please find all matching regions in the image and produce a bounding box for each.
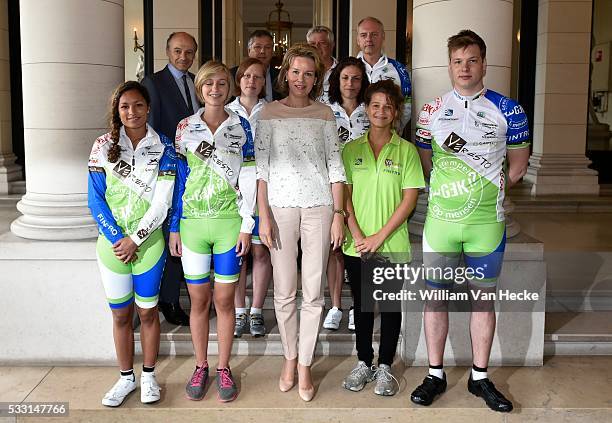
[410,374,447,406]
[467,376,513,412]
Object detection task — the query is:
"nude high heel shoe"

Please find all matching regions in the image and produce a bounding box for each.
[279,376,295,392]
[297,363,315,402]
[279,358,297,392]
[298,385,315,402]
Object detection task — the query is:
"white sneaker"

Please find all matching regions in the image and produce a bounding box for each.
[323,307,343,330]
[141,372,161,404]
[348,307,355,331]
[102,374,137,407]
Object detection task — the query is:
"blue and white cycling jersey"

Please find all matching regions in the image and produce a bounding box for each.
[329,102,369,148]
[227,97,266,138]
[358,52,412,133]
[415,88,530,224]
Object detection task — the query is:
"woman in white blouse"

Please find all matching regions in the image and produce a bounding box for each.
[255,44,346,402]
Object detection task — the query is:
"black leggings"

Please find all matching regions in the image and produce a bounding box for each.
[344,254,402,366]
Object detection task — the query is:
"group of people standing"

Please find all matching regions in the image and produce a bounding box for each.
[88,15,530,414]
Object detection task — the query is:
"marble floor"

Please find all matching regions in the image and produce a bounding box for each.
[1,355,612,422]
[513,212,612,252]
[1,205,611,421]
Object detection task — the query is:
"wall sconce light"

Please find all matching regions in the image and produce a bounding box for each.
[133,28,144,53]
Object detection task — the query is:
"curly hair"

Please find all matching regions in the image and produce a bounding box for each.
[364,80,404,128]
[276,43,325,100]
[328,57,369,105]
[107,81,151,163]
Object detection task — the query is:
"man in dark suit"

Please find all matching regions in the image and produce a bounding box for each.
[231,30,282,101]
[142,32,200,326]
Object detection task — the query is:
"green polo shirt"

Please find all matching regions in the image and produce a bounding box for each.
[342,130,425,262]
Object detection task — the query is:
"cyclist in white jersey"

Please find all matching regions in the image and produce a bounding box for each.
[227,58,272,339]
[323,56,370,332]
[410,30,530,413]
[356,17,412,135]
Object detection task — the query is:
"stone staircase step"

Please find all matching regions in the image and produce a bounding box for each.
[508,182,612,212]
[136,308,385,357]
[544,311,612,355]
[178,279,354,310]
[143,309,612,358]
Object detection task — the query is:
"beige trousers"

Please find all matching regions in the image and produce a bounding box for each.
[269,205,333,366]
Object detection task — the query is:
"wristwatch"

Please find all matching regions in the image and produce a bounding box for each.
[334,209,348,218]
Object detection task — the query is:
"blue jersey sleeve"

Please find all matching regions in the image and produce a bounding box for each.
[485,90,530,148]
[169,154,188,233]
[239,116,255,162]
[88,168,125,244]
[388,58,412,97]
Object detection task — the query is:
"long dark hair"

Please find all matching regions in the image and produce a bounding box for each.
[107,81,151,163]
[328,57,369,105]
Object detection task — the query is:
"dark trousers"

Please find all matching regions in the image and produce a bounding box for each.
[159,221,184,304]
[344,254,402,366]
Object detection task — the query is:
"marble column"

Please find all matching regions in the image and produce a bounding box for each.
[0,0,21,195]
[524,0,599,196]
[11,0,124,240]
[410,0,516,236]
[313,0,333,29]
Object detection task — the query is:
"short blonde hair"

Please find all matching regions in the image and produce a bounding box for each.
[276,44,325,100]
[194,60,233,104]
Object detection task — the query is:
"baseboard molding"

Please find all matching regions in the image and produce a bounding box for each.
[544,340,612,356]
[546,292,612,311]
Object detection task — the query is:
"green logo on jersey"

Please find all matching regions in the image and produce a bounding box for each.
[430,157,483,221]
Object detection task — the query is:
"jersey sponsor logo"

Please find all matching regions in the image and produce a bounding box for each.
[430,157,482,221]
[194,141,215,161]
[508,130,529,143]
[477,111,486,118]
[383,159,401,175]
[474,120,498,129]
[131,175,153,193]
[89,165,104,173]
[147,157,159,166]
[422,99,442,115]
[417,112,430,125]
[508,117,528,130]
[136,215,160,240]
[443,132,467,153]
[440,109,459,121]
[212,154,235,177]
[443,133,493,169]
[430,180,470,199]
[354,157,363,166]
[96,213,119,236]
[113,160,132,179]
[482,130,497,139]
[503,104,525,117]
[338,126,350,143]
[224,132,242,140]
[415,128,431,139]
